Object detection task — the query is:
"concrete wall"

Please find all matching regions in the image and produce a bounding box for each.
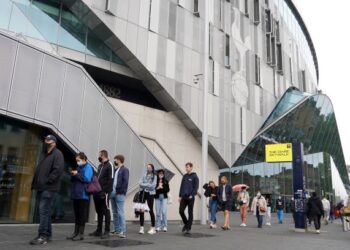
[109,98,219,221]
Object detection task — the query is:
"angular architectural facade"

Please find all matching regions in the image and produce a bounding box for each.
[0,0,344,223]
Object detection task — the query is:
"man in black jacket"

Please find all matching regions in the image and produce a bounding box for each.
[178,162,199,234]
[89,150,114,239]
[30,135,64,245]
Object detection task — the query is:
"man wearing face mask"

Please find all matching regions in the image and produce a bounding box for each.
[251,192,267,228]
[30,135,64,245]
[89,150,114,239]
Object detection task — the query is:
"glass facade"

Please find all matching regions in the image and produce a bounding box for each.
[221,88,349,212]
[0,0,126,66]
[0,115,75,223]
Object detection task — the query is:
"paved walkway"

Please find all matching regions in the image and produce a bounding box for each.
[0,213,348,250]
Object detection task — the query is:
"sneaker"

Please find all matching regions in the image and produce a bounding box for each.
[316,230,320,234]
[266,222,271,226]
[30,236,48,245]
[148,227,156,235]
[155,227,161,232]
[110,231,120,235]
[184,229,191,235]
[118,232,126,238]
[89,230,102,237]
[139,227,144,234]
[163,227,167,232]
[182,225,187,233]
[240,223,247,227]
[209,223,213,229]
[211,224,217,229]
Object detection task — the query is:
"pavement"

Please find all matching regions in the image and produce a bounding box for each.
[0,213,349,250]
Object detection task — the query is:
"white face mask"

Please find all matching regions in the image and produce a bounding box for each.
[77,161,84,166]
[159,175,164,179]
[257,193,261,197]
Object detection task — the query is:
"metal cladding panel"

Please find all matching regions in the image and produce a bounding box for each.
[35,55,66,126]
[8,44,43,118]
[79,79,103,162]
[59,65,86,147]
[0,35,17,110]
[116,118,132,168]
[99,99,119,157]
[129,135,146,188]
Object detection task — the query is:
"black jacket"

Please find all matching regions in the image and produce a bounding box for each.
[203,184,218,201]
[155,177,170,199]
[31,147,64,192]
[307,196,324,216]
[276,199,284,210]
[179,172,199,198]
[97,160,114,193]
[217,185,232,203]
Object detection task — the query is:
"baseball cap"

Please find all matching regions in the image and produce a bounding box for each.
[45,135,57,142]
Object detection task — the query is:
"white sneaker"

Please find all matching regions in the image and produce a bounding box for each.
[266,222,271,226]
[316,230,320,234]
[240,223,247,227]
[209,223,213,229]
[163,227,167,232]
[148,227,156,235]
[139,227,144,234]
[211,224,217,229]
[155,227,161,232]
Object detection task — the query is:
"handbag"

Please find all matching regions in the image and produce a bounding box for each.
[259,206,266,213]
[85,175,102,194]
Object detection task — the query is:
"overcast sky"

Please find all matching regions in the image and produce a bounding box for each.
[293,0,350,164]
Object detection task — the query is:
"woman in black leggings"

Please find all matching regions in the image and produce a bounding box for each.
[138,164,157,234]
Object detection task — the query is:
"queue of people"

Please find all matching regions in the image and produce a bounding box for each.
[29,135,335,245]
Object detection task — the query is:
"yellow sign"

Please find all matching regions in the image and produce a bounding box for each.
[265,143,293,162]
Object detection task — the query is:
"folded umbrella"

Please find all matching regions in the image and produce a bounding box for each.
[232,184,249,192]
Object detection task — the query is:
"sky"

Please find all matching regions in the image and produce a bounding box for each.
[293,0,350,164]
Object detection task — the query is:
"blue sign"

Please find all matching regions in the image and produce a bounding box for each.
[292,143,306,230]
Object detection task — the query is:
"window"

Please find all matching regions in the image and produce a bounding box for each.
[275,20,280,43]
[276,44,283,74]
[213,61,220,96]
[220,0,224,30]
[265,9,271,33]
[271,36,276,66]
[254,0,260,24]
[300,70,306,91]
[193,0,199,16]
[209,22,213,58]
[266,34,271,64]
[105,0,117,16]
[255,54,261,85]
[289,57,293,84]
[244,0,249,17]
[225,34,230,67]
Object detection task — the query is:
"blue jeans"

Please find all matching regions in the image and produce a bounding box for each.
[155,194,167,228]
[110,194,126,233]
[277,209,284,223]
[37,190,55,238]
[209,199,217,224]
[256,209,264,228]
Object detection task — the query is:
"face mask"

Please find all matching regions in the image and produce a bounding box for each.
[159,175,164,179]
[43,142,52,151]
[147,169,153,174]
[77,161,84,166]
[278,197,281,200]
[257,193,261,197]
[98,157,102,163]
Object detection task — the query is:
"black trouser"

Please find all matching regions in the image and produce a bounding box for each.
[93,192,111,232]
[140,192,155,227]
[312,214,321,230]
[179,197,195,230]
[73,199,89,226]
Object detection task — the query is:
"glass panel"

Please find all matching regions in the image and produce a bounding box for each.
[58,5,87,53]
[0,0,12,30]
[28,0,60,43]
[8,1,30,35]
[86,29,112,61]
